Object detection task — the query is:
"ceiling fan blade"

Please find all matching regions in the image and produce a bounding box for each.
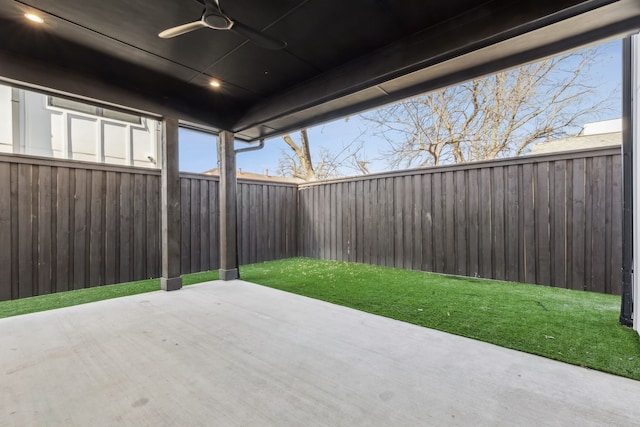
[231,21,287,50]
[159,20,207,38]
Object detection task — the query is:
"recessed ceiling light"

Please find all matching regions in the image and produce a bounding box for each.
[209,80,221,88]
[25,13,44,24]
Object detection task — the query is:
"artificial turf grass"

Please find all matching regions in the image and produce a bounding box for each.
[1,258,638,381]
[240,257,640,381]
[0,270,219,319]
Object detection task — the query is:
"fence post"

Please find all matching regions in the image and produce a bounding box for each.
[219,130,239,280]
[160,117,182,291]
[622,34,639,329]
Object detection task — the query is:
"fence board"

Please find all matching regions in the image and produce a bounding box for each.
[412,175,422,271]
[467,169,479,278]
[610,155,623,294]
[492,167,505,281]
[551,161,567,288]
[180,178,191,273]
[534,163,550,286]
[89,170,104,287]
[478,168,492,278]
[421,174,433,272]
[505,165,519,282]
[56,168,71,292]
[522,164,536,284]
[146,175,160,278]
[37,166,52,295]
[590,156,607,293]
[119,173,133,282]
[200,180,210,270]
[0,163,11,301]
[105,171,118,285]
[72,169,87,291]
[455,170,467,276]
[571,159,586,290]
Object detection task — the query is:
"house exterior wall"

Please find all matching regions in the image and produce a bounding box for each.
[0,83,159,168]
[0,84,13,153]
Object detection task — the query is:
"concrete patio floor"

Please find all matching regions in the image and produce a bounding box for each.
[1,280,639,426]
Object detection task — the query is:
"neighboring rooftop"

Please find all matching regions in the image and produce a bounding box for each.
[203,168,303,184]
[530,119,622,154]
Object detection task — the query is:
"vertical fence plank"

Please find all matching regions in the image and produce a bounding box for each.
[200,179,210,270]
[504,165,519,282]
[402,175,413,270]
[0,162,12,300]
[89,170,105,287]
[610,155,623,294]
[432,173,444,273]
[72,169,87,290]
[119,173,133,281]
[180,177,191,274]
[56,168,71,292]
[210,180,220,269]
[189,179,200,273]
[534,162,550,286]
[146,175,160,278]
[421,174,433,272]
[37,166,53,295]
[349,181,357,263]
[443,172,456,275]
[10,163,18,299]
[467,170,479,278]
[478,168,492,278]
[105,171,118,285]
[492,167,505,281]
[454,170,467,276]
[412,175,423,271]
[551,161,567,288]
[17,164,34,297]
[133,174,146,280]
[239,183,249,265]
[571,159,586,290]
[522,164,536,284]
[590,156,607,293]
[584,158,593,291]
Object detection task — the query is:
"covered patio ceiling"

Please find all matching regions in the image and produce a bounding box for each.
[0,0,639,141]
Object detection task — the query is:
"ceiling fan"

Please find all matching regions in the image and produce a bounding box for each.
[158,0,287,50]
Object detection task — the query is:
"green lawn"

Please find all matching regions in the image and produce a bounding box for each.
[1,257,638,381]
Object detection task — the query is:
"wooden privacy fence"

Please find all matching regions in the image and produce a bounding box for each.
[179,173,298,274]
[0,154,298,301]
[298,147,622,294]
[0,146,623,301]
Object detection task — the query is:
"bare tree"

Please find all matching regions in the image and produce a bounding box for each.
[278,128,369,181]
[364,47,615,168]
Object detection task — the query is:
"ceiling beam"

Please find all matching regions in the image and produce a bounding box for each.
[233,0,640,141]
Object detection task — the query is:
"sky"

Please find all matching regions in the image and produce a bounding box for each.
[178,38,623,176]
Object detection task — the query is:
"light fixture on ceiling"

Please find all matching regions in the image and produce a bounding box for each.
[209,80,221,88]
[24,13,44,24]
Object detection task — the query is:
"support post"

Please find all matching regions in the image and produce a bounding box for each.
[219,130,239,280]
[621,35,638,328]
[160,117,182,291]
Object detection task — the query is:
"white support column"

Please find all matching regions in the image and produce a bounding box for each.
[218,130,239,280]
[160,117,182,291]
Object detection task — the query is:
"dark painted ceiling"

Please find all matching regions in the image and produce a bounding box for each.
[0,0,638,141]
